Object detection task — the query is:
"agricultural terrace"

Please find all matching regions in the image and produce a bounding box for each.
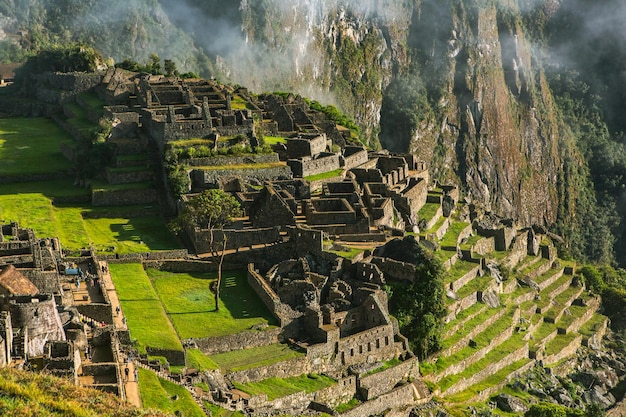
[0,117,72,176]
[0,181,179,254]
[145,269,279,339]
[109,263,183,353]
[209,343,305,373]
[138,368,205,417]
[233,373,336,401]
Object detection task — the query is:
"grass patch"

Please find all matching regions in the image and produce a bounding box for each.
[445,359,532,403]
[78,91,105,109]
[82,216,180,254]
[138,368,204,417]
[264,136,288,145]
[0,117,73,176]
[304,169,344,181]
[233,373,335,401]
[186,349,219,371]
[109,264,182,353]
[417,202,440,225]
[543,332,579,357]
[335,397,361,413]
[0,189,179,254]
[146,269,278,339]
[440,221,470,248]
[0,179,91,198]
[578,314,607,338]
[363,357,402,376]
[209,343,304,373]
[169,138,213,148]
[445,260,480,284]
[205,403,246,417]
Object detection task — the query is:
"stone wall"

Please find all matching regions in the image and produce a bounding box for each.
[227,356,309,384]
[190,227,281,254]
[105,169,153,185]
[192,165,292,186]
[438,307,507,358]
[343,147,369,170]
[501,230,530,269]
[91,188,157,206]
[449,265,482,292]
[442,342,529,396]
[473,237,495,255]
[340,382,419,417]
[286,135,327,159]
[315,376,357,407]
[337,325,396,368]
[369,257,416,283]
[145,347,185,366]
[185,153,279,167]
[358,357,420,400]
[247,266,287,325]
[191,328,281,355]
[76,304,113,325]
[288,153,341,178]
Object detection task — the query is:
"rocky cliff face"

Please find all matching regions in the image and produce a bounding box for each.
[400,1,562,226]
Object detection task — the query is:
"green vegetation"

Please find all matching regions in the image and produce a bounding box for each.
[138,368,205,417]
[209,344,304,373]
[186,349,219,371]
[304,169,344,182]
[264,136,288,145]
[205,403,246,417]
[386,240,446,359]
[109,264,183,353]
[0,367,166,417]
[0,117,72,176]
[335,397,361,413]
[146,269,277,338]
[233,373,335,400]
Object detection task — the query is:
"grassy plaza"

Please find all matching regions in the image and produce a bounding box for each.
[0,117,72,177]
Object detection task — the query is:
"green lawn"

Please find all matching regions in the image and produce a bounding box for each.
[209,343,304,373]
[0,117,73,176]
[0,189,179,254]
[264,136,288,145]
[186,349,219,371]
[109,264,183,353]
[233,373,335,401]
[147,269,278,339]
[304,169,343,182]
[138,368,205,417]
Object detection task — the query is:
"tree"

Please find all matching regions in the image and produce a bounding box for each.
[173,189,241,311]
[163,59,177,77]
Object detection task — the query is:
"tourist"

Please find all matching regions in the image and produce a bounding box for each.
[134,367,138,381]
[124,366,129,381]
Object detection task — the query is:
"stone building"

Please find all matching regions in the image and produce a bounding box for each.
[0,265,39,296]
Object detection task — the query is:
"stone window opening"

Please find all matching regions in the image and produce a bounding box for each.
[385,336,389,346]
[367,342,371,352]
[350,348,354,357]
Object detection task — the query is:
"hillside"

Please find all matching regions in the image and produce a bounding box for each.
[0,367,167,417]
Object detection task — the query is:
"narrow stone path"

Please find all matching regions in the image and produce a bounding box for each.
[98,260,141,407]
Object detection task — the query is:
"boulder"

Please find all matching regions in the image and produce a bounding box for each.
[495,393,529,413]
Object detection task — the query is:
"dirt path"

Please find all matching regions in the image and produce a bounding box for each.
[98,261,141,408]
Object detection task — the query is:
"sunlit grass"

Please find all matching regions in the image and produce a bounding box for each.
[0,117,72,176]
[147,269,278,339]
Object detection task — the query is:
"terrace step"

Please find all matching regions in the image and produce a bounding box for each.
[556,295,601,335]
[429,307,508,369]
[430,309,520,384]
[439,333,529,397]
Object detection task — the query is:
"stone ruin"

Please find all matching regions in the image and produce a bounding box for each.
[0,223,125,398]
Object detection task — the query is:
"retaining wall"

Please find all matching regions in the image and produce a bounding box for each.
[191,328,281,355]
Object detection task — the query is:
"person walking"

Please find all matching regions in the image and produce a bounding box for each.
[124,366,130,381]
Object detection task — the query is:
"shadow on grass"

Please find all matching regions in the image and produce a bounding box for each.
[109,217,180,251]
